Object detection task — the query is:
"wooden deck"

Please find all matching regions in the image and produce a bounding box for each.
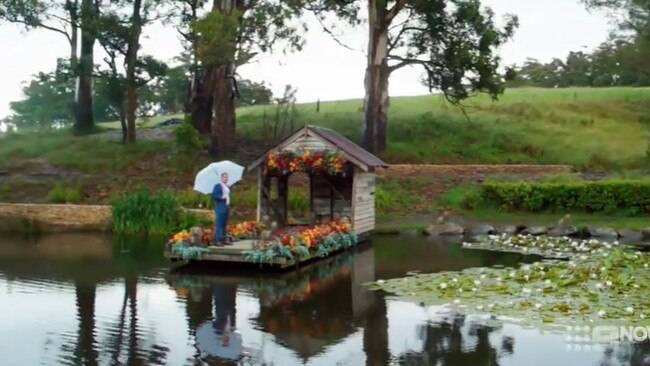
[165,234,369,270]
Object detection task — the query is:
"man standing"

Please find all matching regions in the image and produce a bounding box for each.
[212,172,231,246]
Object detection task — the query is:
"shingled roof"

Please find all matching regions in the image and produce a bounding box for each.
[247,125,389,172]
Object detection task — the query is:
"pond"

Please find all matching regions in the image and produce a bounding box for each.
[0,233,645,366]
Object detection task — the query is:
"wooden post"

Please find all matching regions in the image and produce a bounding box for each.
[256,167,262,222]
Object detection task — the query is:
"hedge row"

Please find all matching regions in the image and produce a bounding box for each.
[475,181,650,215]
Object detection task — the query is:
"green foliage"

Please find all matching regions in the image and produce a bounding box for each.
[173,116,202,153]
[375,181,416,214]
[175,211,213,232]
[479,180,650,215]
[111,189,181,234]
[46,183,83,204]
[172,241,209,260]
[438,185,485,210]
[175,188,214,209]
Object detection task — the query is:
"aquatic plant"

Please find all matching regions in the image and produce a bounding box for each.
[369,247,650,328]
[463,234,616,259]
[111,189,181,234]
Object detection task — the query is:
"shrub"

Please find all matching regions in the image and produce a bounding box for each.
[480,180,650,215]
[47,183,83,204]
[175,211,213,232]
[173,116,202,153]
[111,189,181,234]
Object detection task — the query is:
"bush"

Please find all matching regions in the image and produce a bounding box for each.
[111,189,181,234]
[47,183,83,204]
[480,180,650,215]
[173,116,202,153]
[175,211,213,232]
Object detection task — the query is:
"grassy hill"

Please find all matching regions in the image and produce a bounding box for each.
[99,87,650,172]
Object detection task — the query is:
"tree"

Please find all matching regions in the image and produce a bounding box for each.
[311,0,518,153]
[9,59,76,129]
[0,0,98,133]
[95,0,168,143]
[237,80,274,106]
[190,0,305,157]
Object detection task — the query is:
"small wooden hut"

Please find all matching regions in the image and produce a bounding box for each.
[247,125,388,237]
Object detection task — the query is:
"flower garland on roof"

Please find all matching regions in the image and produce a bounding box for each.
[264,149,347,176]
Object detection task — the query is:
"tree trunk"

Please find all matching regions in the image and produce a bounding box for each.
[188,69,214,134]
[211,64,236,156]
[74,0,96,135]
[119,105,127,144]
[125,0,143,144]
[68,0,79,71]
[75,283,98,366]
[362,0,390,154]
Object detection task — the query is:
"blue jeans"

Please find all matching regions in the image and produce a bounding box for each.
[214,204,229,243]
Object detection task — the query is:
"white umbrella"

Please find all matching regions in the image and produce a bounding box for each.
[196,319,244,361]
[193,160,244,194]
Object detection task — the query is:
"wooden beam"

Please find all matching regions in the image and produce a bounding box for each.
[260,180,283,224]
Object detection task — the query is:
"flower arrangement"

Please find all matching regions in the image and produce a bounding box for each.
[244,219,358,264]
[227,220,263,240]
[264,149,346,176]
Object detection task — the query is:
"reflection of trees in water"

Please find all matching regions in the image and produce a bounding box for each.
[396,314,511,366]
[598,342,650,366]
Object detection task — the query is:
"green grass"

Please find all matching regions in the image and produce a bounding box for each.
[111,189,181,234]
[47,183,83,204]
[0,128,170,172]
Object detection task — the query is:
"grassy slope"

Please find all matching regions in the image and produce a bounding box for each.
[98,87,650,171]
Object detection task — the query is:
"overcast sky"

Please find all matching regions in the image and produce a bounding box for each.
[0,0,611,118]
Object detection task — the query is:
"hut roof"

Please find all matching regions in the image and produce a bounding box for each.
[247,125,389,172]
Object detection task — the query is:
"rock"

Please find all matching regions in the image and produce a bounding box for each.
[642,228,650,240]
[548,226,579,237]
[587,227,619,239]
[468,223,497,236]
[502,225,519,236]
[618,230,644,244]
[521,226,548,236]
[425,223,465,236]
[156,118,183,127]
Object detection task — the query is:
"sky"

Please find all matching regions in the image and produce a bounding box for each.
[0,0,612,118]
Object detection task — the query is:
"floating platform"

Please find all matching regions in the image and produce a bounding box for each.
[165,234,369,271]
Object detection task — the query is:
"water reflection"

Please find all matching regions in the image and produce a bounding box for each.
[2,233,650,365]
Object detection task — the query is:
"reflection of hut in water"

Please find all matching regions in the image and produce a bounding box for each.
[251,246,376,361]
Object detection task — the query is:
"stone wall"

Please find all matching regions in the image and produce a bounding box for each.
[0,203,215,233]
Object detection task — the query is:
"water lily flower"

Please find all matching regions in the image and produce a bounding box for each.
[488,303,495,309]
[626,307,634,314]
[645,263,649,269]
[590,273,597,279]
[598,310,606,318]
[476,305,484,310]
[474,280,481,286]
[596,283,603,290]
[641,314,646,319]
[454,299,461,304]
[480,274,486,279]
[439,282,448,289]
[377,280,386,284]
[452,278,458,283]
[535,303,542,309]
[510,271,516,278]
[471,287,477,292]
[605,280,612,287]
[545,279,552,286]
[524,275,530,281]
[634,284,640,289]
[522,288,532,294]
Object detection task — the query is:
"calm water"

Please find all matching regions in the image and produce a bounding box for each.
[0,233,647,366]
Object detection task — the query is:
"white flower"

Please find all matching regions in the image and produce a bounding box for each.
[626,307,634,314]
[454,299,461,304]
[510,271,516,278]
[377,280,386,284]
[596,283,603,290]
[524,275,530,281]
[614,241,619,246]
[439,283,448,289]
[545,279,552,286]
[522,265,531,271]
[522,288,532,294]
[606,281,613,287]
[474,280,481,286]
[535,303,542,309]
[452,278,459,283]
[598,310,606,318]
[480,274,486,279]
[476,305,484,310]
[590,273,597,279]
[472,287,477,292]
[641,314,646,319]
[645,263,649,269]
[496,277,503,282]
[488,303,495,309]
[600,267,606,272]
[634,284,640,289]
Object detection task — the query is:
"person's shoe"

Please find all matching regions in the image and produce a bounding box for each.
[213,241,225,247]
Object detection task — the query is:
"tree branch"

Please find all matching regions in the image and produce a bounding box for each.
[313,12,363,53]
[10,18,71,42]
[386,0,408,23]
[387,55,428,73]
